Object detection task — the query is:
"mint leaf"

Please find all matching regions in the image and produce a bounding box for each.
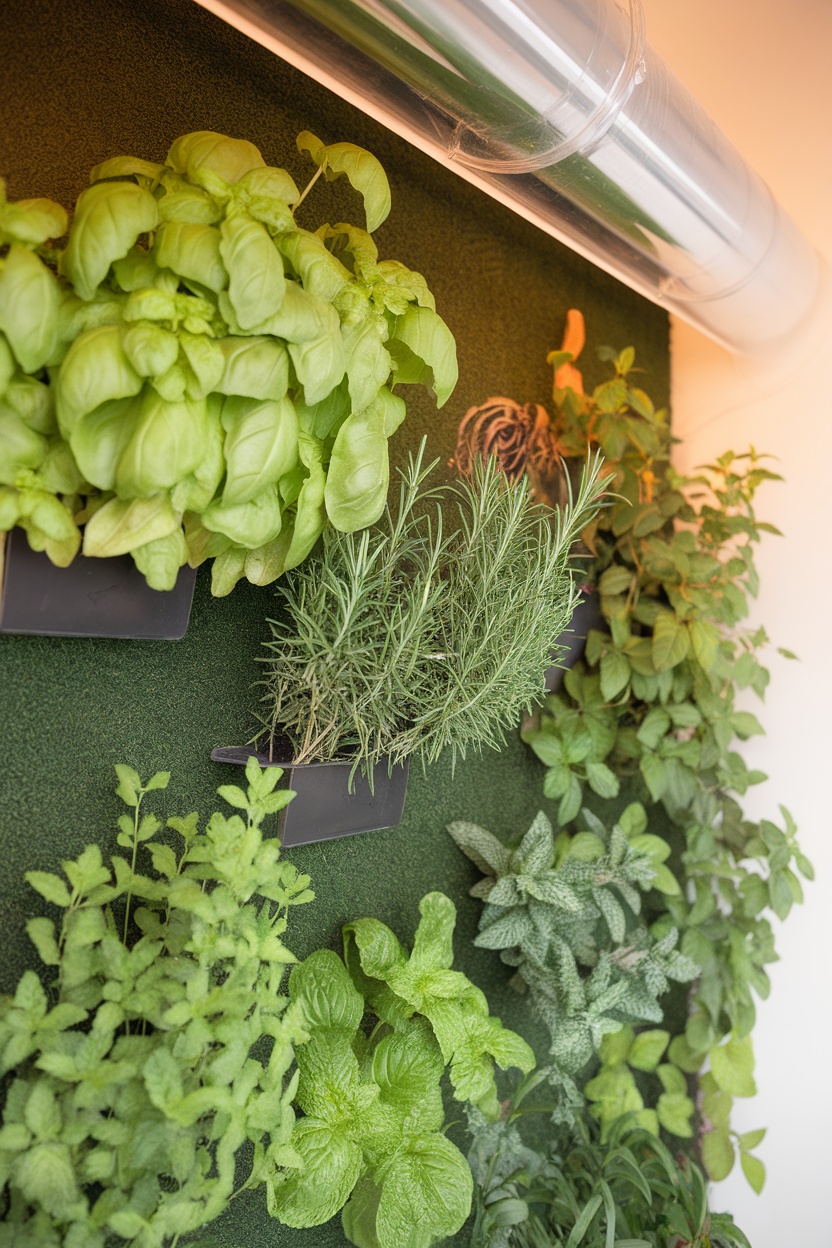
[375,1134,473,1248]
[268,1119,363,1227]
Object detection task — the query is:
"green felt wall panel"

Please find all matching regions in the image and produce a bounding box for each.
[0,1,669,1243]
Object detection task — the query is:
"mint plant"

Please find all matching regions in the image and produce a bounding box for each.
[268,951,473,1248]
[0,129,458,594]
[0,758,312,1247]
[343,891,536,1118]
[269,892,535,1248]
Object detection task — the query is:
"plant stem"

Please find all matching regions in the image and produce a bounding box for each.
[292,161,326,215]
[123,791,143,944]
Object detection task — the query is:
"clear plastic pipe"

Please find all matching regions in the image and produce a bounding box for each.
[194,0,821,353]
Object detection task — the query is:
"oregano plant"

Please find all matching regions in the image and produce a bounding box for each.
[0,758,312,1248]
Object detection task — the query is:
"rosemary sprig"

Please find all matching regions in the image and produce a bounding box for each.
[256,441,606,774]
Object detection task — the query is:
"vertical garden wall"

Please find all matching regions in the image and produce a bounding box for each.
[0,0,669,1244]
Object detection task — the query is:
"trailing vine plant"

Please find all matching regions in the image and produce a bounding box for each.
[454,316,812,1192]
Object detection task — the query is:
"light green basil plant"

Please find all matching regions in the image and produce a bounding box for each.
[0,131,458,594]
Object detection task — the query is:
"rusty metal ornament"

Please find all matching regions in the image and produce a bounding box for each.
[454,397,567,508]
[453,310,587,509]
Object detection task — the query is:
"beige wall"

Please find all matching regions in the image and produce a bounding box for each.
[640,2,832,1243]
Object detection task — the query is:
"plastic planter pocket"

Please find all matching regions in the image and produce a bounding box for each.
[0,528,197,640]
[211,741,409,847]
[544,588,604,693]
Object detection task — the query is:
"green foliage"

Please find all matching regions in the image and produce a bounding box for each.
[0,131,458,593]
[0,768,535,1248]
[343,892,535,1118]
[0,758,311,1247]
[517,343,812,1185]
[257,441,605,772]
[269,893,533,1248]
[448,808,696,1122]
[698,1038,765,1188]
[584,1025,695,1141]
[466,1082,752,1248]
[268,951,472,1248]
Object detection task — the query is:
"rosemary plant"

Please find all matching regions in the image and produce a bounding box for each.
[257,443,606,773]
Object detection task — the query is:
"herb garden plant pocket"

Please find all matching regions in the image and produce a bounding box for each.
[0,528,197,639]
[210,742,409,847]
[214,444,607,841]
[0,130,457,636]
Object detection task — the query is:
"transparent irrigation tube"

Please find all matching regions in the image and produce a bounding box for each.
[194,0,821,353]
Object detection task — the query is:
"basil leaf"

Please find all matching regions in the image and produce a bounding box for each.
[166,131,266,193]
[237,165,299,234]
[154,221,227,293]
[0,408,48,483]
[288,300,347,405]
[131,527,189,591]
[201,484,283,548]
[156,170,223,225]
[210,544,247,596]
[215,336,290,401]
[82,495,180,557]
[278,229,350,300]
[36,440,86,495]
[121,321,180,378]
[324,396,390,534]
[237,166,299,213]
[56,323,143,435]
[284,433,327,571]
[170,396,225,514]
[115,391,209,496]
[111,245,160,292]
[179,331,225,400]
[221,395,299,506]
[219,211,285,330]
[61,181,159,301]
[243,529,294,587]
[343,317,393,416]
[0,196,67,247]
[295,380,350,441]
[89,155,164,186]
[4,375,55,435]
[0,245,61,372]
[388,306,458,407]
[298,132,391,233]
[69,395,141,490]
[251,281,331,343]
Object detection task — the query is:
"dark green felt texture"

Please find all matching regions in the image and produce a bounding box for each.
[0,0,669,1243]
